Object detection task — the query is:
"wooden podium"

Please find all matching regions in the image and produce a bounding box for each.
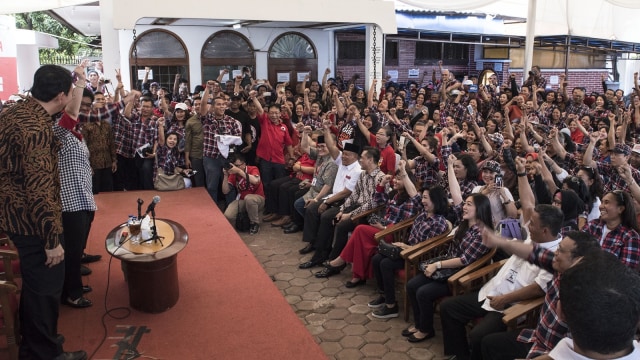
[105,218,188,313]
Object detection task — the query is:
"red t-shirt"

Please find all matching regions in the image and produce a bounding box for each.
[228,165,265,199]
[379,144,397,175]
[256,113,292,164]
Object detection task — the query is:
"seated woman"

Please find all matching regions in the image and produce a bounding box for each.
[472,160,517,227]
[368,183,450,319]
[582,190,640,270]
[404,178,493,342]
[316,161,422,284]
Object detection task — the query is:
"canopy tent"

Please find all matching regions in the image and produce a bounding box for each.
[0,0,95,15]
[397,0,640,44]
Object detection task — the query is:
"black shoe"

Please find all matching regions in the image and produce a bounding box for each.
[368,296,386,309]
[249,223,260,235]
[62,297,92,308]
[80,253,102,264]
[80,265,92,276]
[298,244,315,254]
[299,260,322,269]
[82,285,92,294]
[345,279,366,288]
[372,303,399,319]
[54,350,88,360]
[284,224,302,234]
[401,326,418,337]
[407,332,435,343]
[314,263,346,278]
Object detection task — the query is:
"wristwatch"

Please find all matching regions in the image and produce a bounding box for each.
[436,261,442,269]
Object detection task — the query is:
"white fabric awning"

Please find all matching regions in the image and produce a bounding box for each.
[0,0,95,15]
[396,0,640,43]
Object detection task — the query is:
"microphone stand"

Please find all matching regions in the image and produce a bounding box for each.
[142,209,164,246]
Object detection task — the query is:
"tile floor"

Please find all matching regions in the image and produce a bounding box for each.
[240,220,448,360]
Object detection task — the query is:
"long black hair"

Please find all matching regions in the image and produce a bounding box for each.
[454,193,494,243]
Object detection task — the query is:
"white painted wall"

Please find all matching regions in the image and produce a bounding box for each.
[116,26,333,91]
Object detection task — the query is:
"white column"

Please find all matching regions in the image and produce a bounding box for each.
[255,51,269,81]
[99,0,125,87]
[365,24,383,96]
[523,0,537,82]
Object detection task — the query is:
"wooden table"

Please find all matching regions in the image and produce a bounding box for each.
[105,218,188,313]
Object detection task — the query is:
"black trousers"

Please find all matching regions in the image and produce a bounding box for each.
[11,234,64,359]
[92,167,114,194]
[406,273,451,334]
[265,176,300,215]
[372,253,405,304]
[481,330,531,360]
[326,218,357,260]
[115,154,137,191]
[62,210,94,301]
[302,201,339,262]
[189,156,205,188]
[135,157,154,190]
[440,291,507,360]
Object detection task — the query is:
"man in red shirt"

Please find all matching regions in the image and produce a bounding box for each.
[254,101,295,200]
[222,153,265,234]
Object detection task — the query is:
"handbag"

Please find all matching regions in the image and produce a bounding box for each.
[154,168,186,191]
[235,200,251,232]
[377,240,402,260]
[420,256,461,281]
[499,218,524,240]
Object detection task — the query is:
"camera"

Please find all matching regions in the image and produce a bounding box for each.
[224,161,233,170]
[103,79,111,84]
[495,174,503,188]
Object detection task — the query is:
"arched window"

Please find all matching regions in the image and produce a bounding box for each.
[129,30,189,92]
[269,33,316,59]
[268,32,317,92]
[201,31,255,89]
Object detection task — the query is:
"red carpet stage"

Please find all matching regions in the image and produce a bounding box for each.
[49,188,327,360]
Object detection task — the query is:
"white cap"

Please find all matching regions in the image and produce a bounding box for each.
[632,144,640,155]
[174,103,189,111]
[560,128,571,137]
[451,89,461,95]
[462,80,473,86]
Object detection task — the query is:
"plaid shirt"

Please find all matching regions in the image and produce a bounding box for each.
[202,113,243,158]
[373,189,421,226]
[341,168,384,217]
[301,114,323,130]
[583,219,640,269]
[448,216,491,265]
[53,123,96,213]
[413,156,441,187]
[113,110,158,158]
[565,101,590,119]
[77,100,125,127]
[594,161,640,193]
[518,245,567,358]
[156,145,185,177]
[406,212,449,246]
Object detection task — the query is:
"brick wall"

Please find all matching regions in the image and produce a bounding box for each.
[334,33,609,93]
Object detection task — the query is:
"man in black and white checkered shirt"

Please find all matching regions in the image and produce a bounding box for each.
[54,65,98,310]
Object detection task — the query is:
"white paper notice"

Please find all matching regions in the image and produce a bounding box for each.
[297,72,310,82]
[219,70,230,82]
[387,70,398,82]
[408,69,420,79]
[138,69,151,80]
[232,70,242,79]
[549,75,559,85]
[277,73,290,82]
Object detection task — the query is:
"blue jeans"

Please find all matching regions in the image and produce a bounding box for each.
[203,156,225,203]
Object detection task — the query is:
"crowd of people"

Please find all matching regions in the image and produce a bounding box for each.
[2,58,640,359]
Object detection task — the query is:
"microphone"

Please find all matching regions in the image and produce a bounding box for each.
[145,195,161,216]
[137,198,144,219]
